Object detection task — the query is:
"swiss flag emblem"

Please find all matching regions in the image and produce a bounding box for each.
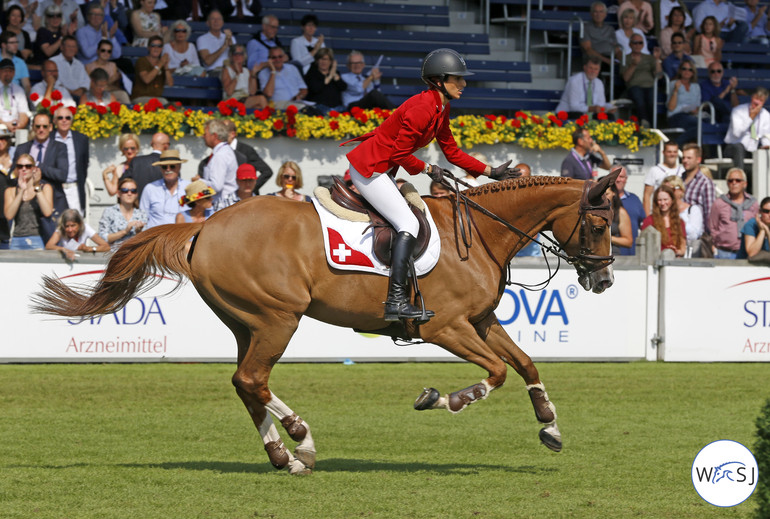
[327,228,374,267]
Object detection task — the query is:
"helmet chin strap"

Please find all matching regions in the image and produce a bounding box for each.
[426,76,451,99]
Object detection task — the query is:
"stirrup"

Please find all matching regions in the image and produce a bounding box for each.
[383,301,428,322]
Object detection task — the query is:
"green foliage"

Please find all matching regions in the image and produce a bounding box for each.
[755,398,770,518]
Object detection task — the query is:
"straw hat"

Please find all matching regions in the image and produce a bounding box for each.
[180,180,216,206]
[152,149,188,167]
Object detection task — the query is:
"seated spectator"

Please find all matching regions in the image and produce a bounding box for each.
[31,60,76,109]
[555,57,615,119]
[741,196,770,259]
[103,133,140,196]
[247,14,281,70]
[79,67,116,106]
[270,161,311,202]
[618,0,654,34]
[76,1,122,65]
[259,46,309,111]
[609,184,634,250]
[0,32,29,94]
[709,167,759,258]
[3,5,33,61]
[560,127,611,179]
[176,180,216,223]
[430,181,450,197]
[660,7,694,57]
[36,0,84,36]
[645,141,683,214]
[0,59,29,130]
[304,47,346,115]
[98,177,147,252]
[45,207,109,259]
[3,153,53,250]
[666,61,700,144]
[642,184,687,257]
[614,166,646,255]
[341,51,394,110]
[663,174,704,253]
[699,61,738,123]
[0,124,12,248]
[580,1,619,66]
[693,0,749,44]
[221,44,267,109]
[291,14,324,74]
[163,20,204,77]
[197,10,235,76]
[662,32,693,79]
[693,16,723,67]
[745,0,770,45]
[621,34,662,126]
[85,39,130,104]
[130,0,164,47]
[131,35,172,105]
[724,87,770,172]
[139,149,189,229]
[51,36,90,100]
[33,4,67,66]
[616,9,649,55]
[214,163,259,211]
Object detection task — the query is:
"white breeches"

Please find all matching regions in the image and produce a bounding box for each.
[349,164,419,236]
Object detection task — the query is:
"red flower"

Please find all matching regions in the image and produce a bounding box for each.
[273,119,284,130]
[634,123,640,132]
[499,115,507,124]
[557,110,569,120]
[630,115,639,122]
[51,90,62,101]
[576,117,585,127]
[175,101,182,107]
[485,114,496,121]
[107,102,121,116]
[515,111,528,120]
[41,98,51,108]
[329,110,340,118]
[286,128,297,138]
[67,105,77,115]
[96,105,107,115]
[256,109,270,121]
[329,120,339,130]
[285,105,299,117]
[459,122,465,127]
[531,115,543,124]
[597,112,608,121]
[238,106,246,116]
[30,93,39,102]
[511,119,521,128]
[184,109,192,117]
[485,120,493,129]
[617,119,625,125]
[144,98,162,112]
[133,104,141,111]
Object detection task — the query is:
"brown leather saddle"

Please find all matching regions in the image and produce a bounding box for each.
[329,177,431,266]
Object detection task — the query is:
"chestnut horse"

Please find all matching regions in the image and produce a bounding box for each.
[32,169,620,475]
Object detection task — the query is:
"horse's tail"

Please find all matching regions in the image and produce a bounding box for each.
[31,223,203,318]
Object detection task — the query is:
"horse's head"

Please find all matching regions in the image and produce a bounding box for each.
[553,168,621,294]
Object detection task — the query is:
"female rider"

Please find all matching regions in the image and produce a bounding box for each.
[343,48,516,322]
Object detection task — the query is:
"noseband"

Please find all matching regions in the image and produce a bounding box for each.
[563,181,616,277]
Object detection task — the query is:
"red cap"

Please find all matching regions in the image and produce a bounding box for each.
[343,169,351,183]
[236,164,257,180]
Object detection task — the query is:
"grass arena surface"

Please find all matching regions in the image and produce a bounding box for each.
[1,362,765,518]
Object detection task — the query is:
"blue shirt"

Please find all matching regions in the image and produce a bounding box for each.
[617,191,646,256]
[10,56,28,88]
[341,71,377,107]
[662,53,692,80]
[739,217,769,259]
[75,24,121,64]
[700,77,730,104]
[139,178,189,229]
[247,32,278,70]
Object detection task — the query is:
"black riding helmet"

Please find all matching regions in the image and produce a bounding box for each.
[421,48,474,96]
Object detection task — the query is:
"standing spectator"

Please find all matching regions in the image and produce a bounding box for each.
[270,161,311,202]
[693,0,749,44]
[3,5,33,61]
[660,7,694,58]
[699,61,738,124]
[709,167,758,258]
[614,166,646,255]
[175,180,216,223]
[197,10,234,76]
[681,143,715,233]
[662,32,693,79]
[220,0,261,24]
[663,174,705,252]
[616,9,650,56]
[641,184,688,257]
[84,39,130,104]
[33,4,67,65]
[102,133,140,196]
[618,0,655,34]
[724,87,770,172]
[37,0,84,35]
[258,46,308,111]
[51,36,90,100]
[139,149,189,229]
[247,14,281,70]
[621,34,662,127]
[291,14,324,74]
[644,141,683,214]
[130,0,164,47]
[341,51,394,110]
[304,47,346,115]
[693,16,723,67]
[0,32,30,94]
[222,119,272,194]
[76,1,122,65]
[79,67,116,106]
[666,61,700,145]
[745,0,770,45]
[0,124,13,248]
[126,132,169,199]
[741,196,770,259]
[4,153,54,249]
[163,20,204,77]
[0,59,28,131]
[560,127,611,179]
[580,1,619,66]
[53,105,89,216]
[555,57,615,119]
[131,35,172,104]
[221,44,267,109]
[214,163,259,210]
[201,118,237,203]
[98,176,147,251]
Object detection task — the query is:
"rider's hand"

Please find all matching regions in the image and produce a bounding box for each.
[426,164,444,183]
[489,160,521,181]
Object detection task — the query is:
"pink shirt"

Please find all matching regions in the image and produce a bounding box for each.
[709,195,759,251]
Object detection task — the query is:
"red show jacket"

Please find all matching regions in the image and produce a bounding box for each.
[342,89,486,178]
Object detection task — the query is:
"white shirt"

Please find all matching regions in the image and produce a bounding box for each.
[54,129,77,183]
[203,141,238,202]
[162,42,201,70]
[51,54,90,94]
[644,162,684,188]
[29,80,76,108]
[659,0,693,30]
[196,32,234,71]
[290,35,324,74]
[615,28,650,55]
[59,223,97,250]
[37,0,85,29]
[555,72,609,114]
[724,103,770,152]
[0,82,29,124]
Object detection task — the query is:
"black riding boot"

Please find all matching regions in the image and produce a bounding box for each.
[384,232,434,321]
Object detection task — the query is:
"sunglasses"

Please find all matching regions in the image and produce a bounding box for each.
[727,178,744,183]
[99,48,112,53]
[56,115,72,120]
[122,146,137,151]
[173,28,187,33]
[631,41,644,45]
[149,43,163,48]
[47,13,62,18]
[282,174,296,180]
[119,187,138,193]
[709,69,723,74]
[232,51,245,56]
[681,67,694,72]
[672,41,683,45]
[761,208,770,214]
[160,164,177,170]
[34,124,49,129]
[349,61,365,65]
[17,163,34,169]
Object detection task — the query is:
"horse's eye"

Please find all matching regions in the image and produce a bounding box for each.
[592,225,605,234]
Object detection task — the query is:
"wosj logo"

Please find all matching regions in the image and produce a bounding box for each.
[692,439,758,507]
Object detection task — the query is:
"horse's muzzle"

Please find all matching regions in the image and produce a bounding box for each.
[578,265,615,294]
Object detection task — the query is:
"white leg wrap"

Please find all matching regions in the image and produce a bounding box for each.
[257,415,282,444]
[266,391,293,420]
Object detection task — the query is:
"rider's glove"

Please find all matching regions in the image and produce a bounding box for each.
[489,159,521,181]
[426,164,444,183]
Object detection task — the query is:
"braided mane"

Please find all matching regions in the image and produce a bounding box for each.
[461,176,574,198]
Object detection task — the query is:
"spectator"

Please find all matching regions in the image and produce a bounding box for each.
[341,50,394,110]
[130,0,164,47]
[36,0,84,35]
[33,4,67,65]
[663,174,704,253]
[304,47,346,115]
[3,153,53,249]
[214,163,258,210]
[641,184,687,257]
[53,105,89,216]
[609,183,634,251]
[103,0,129,35]
[258,46,309,111]
[76,1,122,65]
[222,119,272,194]
[659,0,694,32]
[201,118,237,203]
[197,10,234,76]
[621,33,662,127]
[0,59,29,131]
[745,0,770,45]
[666,61,701,145]
[724,87,770,172]
[84,39,130,104]
[580,1,619,66]
[131,35,172,104]
[430,181,450,197]
[693,0,749,44]
[616,8,650,56]
[560,127,611,179]
[247,14,281,70]
[51,36,90,100]
[46,207,109,259]
[343,169,359,193]
[79,67,116,106]
[32,61,76,109]
[681,143,716,233]
[660,7,694,58]
[617,0,655,34]
[163,20,204,77]
[139,149,189,229]
[102,133,140,196]
[0,32,30,94]
[644,141,683,214]
[662,32,693,79]
[741,196,770,259]
[176,180,216,223]
[126,132,169,199]
[0,124,12,248]
[709,167,759,258]
[98,176,147,251]
[3,5,33,61]
[555,57,615,119]
[614,166,646,255]
[222,44,267,109]
[270,161,311,202]
[699,61,738,123]
[693,15,723,67]
[221,0,261,24]
[291,14,324,74]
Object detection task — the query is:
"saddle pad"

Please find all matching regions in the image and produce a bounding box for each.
[311,196,441,277]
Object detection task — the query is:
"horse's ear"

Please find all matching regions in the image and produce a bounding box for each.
[587,166,622,204]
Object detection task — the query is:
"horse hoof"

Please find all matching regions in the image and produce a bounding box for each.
[295,447,316,470]
[414,387,440,410]
[288,459,312,476]
[539,424,562,453]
